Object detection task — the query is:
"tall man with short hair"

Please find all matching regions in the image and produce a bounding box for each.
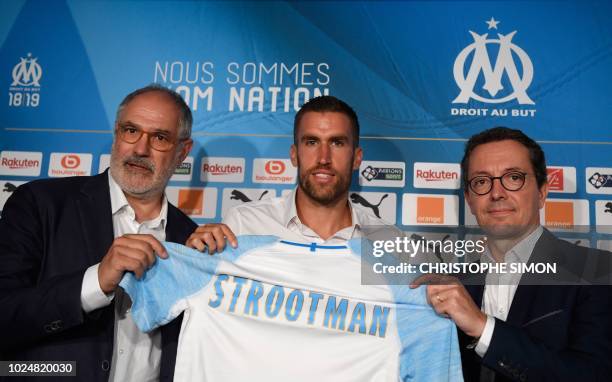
[0,84,197,381]
[414,127,612,381]
[187,95,392,248]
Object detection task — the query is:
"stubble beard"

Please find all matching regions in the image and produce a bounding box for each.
[298,162,352,206]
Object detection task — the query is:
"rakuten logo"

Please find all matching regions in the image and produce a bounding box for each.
[253,159,296,184]
[200,157,245,183]
[413,162,461,189]
[0,151,42,176]
[49,153,92,177]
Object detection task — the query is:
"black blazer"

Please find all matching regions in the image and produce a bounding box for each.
[0,172,197,381]
[460,229,612,382]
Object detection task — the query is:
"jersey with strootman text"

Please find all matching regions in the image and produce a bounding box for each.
[120,235,463,382]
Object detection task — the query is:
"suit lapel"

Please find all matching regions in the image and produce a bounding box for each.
[76,171,114,265]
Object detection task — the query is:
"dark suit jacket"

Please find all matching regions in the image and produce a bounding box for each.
[0,172,197,381]
[460,229,612,381]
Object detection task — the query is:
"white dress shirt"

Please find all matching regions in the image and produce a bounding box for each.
[223,188,399,243]
[475,225,543,357]
[80,173,168,381]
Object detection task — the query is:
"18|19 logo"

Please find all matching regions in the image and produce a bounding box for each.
[9,53,42,108]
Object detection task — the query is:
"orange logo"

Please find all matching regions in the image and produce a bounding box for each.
[61,155,80,169]
[265,160,285,175]
[416,196,444,224]
[178,189,203,216]
[545,201,574,229]
[547,168,564,191]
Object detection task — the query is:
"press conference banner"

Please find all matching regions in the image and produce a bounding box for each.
[1,0,611,249]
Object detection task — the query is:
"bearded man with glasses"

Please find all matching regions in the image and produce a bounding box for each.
[0,84,197,381]
[413,127,611,381]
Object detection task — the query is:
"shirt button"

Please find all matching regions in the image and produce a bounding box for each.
[101,360,110,371]
[119,349,124,355]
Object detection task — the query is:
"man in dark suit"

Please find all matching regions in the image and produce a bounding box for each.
[414,127,611,381]
[0,85,197,381]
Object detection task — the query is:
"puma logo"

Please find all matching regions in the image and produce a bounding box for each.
[3,182,17,193]
[605,202,612,214]
[230,189,269,203]
[350,193,388,218]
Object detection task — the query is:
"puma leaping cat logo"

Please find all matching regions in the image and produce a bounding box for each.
[350,193,388,218]
[230,189,269,203]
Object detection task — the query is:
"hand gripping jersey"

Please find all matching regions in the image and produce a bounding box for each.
[120,236,463,382]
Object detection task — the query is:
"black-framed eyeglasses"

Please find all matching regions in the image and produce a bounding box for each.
[468,171,528,195]
[115,124,185,152]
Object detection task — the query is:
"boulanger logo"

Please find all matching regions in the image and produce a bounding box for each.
[586,168,612,195]
[49,153,92,177]
[0,151,42,176]
[265,160,285,175]
[61,155,80,169]
[451,18,536,118]
[9,53,42,108]
[413,163,461,190]
[253,159,296,184]
[200,157,245,183]
[358,161,405,188]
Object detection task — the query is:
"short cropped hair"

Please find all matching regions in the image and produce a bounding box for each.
[461,127,547,189]
[294,96,360,148]
[115,84,193,140]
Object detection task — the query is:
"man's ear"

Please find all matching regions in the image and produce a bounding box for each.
[352,147,363,170]
[290,144,298,167]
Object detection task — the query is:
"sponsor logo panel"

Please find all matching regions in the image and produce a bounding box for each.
[402,193,459,226]
[541,199,589,232]
[0,180,26,211]
[166,187,217,218]
[358,161,405,188]
[48,153,92,177]
[171,156,194,182]
[0,151,42,176]
[546,166,576,193]
[597,240,612,252]
[201,157,245,183]
[413,162,460,190]
[221,188,276,218]
[252,159,296,184]
[595,200,612,234]
[349,191,397,224]
[586,167,612,194]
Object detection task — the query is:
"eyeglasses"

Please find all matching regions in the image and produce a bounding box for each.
[468,171,528,195]
[115,124,184,152]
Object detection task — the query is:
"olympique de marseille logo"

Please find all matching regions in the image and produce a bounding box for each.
[12,53,42,87]
[453,18,534,105]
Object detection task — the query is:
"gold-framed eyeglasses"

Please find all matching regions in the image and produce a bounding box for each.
[468,171,528,195]
[115,124,185,152]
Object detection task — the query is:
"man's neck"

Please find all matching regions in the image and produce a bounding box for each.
[487,224,540,262]
[124,192,163,223]
[295,188,353,241]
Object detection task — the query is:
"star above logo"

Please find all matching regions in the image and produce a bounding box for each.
[486,17,500,30]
